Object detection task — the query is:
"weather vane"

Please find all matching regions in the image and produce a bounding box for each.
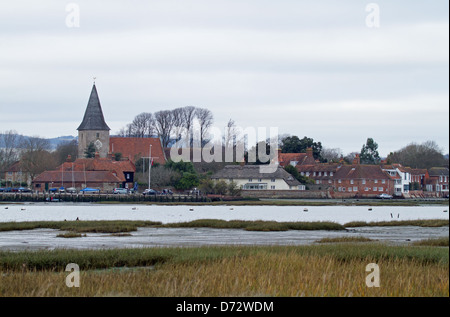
[93,76,96,84]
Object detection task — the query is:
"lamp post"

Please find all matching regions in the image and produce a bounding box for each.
[148,144,152,190]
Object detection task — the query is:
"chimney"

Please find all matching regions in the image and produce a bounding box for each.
[306,147,313,157]
[95,152,100,159]
[277,148,282,164]
[353,153,360,165]
[66,155,72,162]
[240,158,245,167]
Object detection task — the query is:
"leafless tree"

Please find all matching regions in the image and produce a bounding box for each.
[195,108,214,147]
[181,106,197,147]
[321,147,343,163]
[0,130,22,174]
[19,136,56,181]
[130,112,154,137]
[154,110,175,148]
[171,108,185,144]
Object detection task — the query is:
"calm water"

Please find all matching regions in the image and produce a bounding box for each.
[0,202,448,224]
[0,203,448,250]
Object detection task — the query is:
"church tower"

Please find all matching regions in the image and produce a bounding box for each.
[77,83,110,158]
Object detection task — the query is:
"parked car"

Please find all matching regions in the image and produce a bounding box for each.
[18,187,31,193]
[143,189,158,195]
[377,193,393,199]
[161,189,173,195]
[0,188,5,192]
[113,188,128,194]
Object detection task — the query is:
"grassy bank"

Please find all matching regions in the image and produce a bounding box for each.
[0,219,447,235]
[0,244,448,296]
[344,219,449,228]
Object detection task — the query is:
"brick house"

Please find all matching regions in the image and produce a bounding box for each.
[3,161,32,186]
[427,167,449,197]
[32,154,136,192]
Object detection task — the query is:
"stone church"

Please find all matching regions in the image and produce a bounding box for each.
[77,83,111,158]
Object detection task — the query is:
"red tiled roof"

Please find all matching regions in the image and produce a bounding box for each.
[33,170,122,184]
[109,137,166,165]
[58,157,135,182]
[334,165,391,180]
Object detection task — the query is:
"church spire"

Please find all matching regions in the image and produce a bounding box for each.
[77,83,110,131]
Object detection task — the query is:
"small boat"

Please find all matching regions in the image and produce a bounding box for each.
[229,208,234,211]
[444,210,448,213]
[189,208,194,211]
[368,208,372,211]
[303,208,308,212]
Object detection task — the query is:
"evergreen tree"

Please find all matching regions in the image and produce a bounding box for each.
[360,138,380,164]
[84,142,96,158]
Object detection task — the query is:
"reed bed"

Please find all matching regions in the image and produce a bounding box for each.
[160,219,345,231]
[344,219,449,228]
[412,237,449,247]
[316,236,375,243]
[0,245,447,297]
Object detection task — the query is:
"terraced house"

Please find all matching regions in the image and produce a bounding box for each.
[427,167,449,197]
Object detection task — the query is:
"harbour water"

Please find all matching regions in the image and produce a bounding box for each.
[0,203,448,250]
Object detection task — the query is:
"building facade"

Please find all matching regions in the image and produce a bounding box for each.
[77,84,110,158]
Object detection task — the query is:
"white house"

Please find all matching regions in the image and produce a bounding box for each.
[211,165,305,190]
[382,164,411,197]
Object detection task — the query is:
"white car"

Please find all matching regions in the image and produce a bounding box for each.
[377,193,393,199]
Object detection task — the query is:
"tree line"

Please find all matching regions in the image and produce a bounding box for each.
[116,106,214,148]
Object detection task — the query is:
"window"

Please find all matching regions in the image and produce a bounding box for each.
[353,187,358,191]
[373,187,377,191]
[306,172,310,176]
[258,178,262,182]
[374,179,378,184]
[382,179,386,184]
[379,187,383,191]
[318,172,322,176]
[271,186,275,189]
[338,187,342,192]
[328,180,332,184]
[249,178,253,182]
[338,179,342,183]
[316,180,320,184]
[313,172,316,176]
[365,187,369,191]
[350,179,354,184]
[348,187,352,192]
[96,133,100,138]
[300,172,305,176]
[271,178,275,182]
[362,179,366,184]
[330,172,333,177]
[324,172,327,176]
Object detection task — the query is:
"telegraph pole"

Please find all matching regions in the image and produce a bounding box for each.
[148,144,152,190]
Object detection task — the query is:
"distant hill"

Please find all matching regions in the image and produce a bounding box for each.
[47,136,77,150]
[0,134,77,150]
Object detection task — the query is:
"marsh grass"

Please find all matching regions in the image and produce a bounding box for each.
[160,219,345,231]
[316,236,375,243]
[0,245,448,297]
[56,232,85,238]
[412,237,449,247]
[344,219,449,228]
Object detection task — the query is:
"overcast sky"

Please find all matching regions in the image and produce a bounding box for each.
[0,0,448,156]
